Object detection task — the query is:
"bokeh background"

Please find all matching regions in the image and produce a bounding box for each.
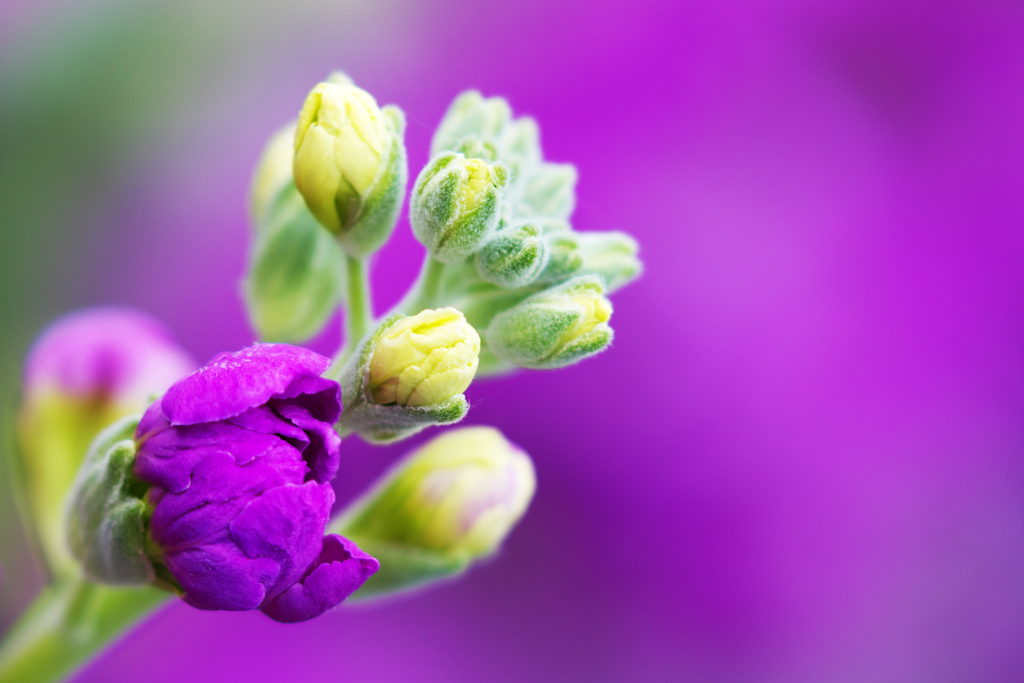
[2,0,1024,680]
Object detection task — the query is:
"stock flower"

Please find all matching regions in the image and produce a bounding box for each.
[131,344,378,622]
[18,307,196,574]
[367,308,481,407]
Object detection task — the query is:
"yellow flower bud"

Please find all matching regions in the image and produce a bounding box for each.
[249,122,296,227]
[367,308,480,407]
[293,76,405,249]
[410,152,509,263]
[343,426,536,559]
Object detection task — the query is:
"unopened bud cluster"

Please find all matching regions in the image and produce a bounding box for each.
[393,90,643,374]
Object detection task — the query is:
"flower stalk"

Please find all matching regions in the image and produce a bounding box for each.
[0,578,169,683]
[343,254,373,358]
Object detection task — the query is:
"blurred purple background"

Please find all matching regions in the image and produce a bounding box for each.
[2,0,1024,681]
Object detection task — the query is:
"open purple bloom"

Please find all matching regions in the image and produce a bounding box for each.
[134,344,378,623]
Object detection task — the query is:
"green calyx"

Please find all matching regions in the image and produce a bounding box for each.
[64,415,153,586]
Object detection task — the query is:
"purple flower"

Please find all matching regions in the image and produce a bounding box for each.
[22,306,197,410]
[18,307,197,575]
[134,343,378,623]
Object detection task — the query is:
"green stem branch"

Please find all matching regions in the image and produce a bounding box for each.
[338,254,373,365]
[0,578,170,683]
[389,255,446,317]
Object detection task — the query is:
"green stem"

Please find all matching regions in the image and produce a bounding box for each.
[339,254,373,365]
[389,255,446,317]
[0,577,170,683]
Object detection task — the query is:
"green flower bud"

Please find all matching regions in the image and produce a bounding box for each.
[244,182,345,343]
[367,307,481,407]
[575,230,643,293]
[451,137,498,162]
[499,116,542,168]
[486,275,613,369]
[335,426,536,599]
[249,123,296,227]
[537,231,584,283]
[497,116,542,188]
[513,162,577,220]
[475,222,550,288]
[411,152,509,263]
[431,91,512,157]
[293,74,408,257]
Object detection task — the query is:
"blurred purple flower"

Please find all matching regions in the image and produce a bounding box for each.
[22,306,197,410]
[18,307,198,575]
[133,344,379,623]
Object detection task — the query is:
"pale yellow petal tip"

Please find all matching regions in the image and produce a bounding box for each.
[410,427,535,556]
[557,292,613,347]
[367,308,481,406]
[325,71,354,86]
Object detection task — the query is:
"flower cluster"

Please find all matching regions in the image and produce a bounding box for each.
[393,89,642,375]
[12,73,641,645]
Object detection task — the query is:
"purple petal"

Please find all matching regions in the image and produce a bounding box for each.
[165,541,279,611]
[161,344,331,426]
[229,405,310,451]
[272,375,342,424]
[147,446,307,551]
[136,399,169,440]
[135,422,301,493]
[273,403,341,484]
[260,535,380,623]
[230,482,335,601]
